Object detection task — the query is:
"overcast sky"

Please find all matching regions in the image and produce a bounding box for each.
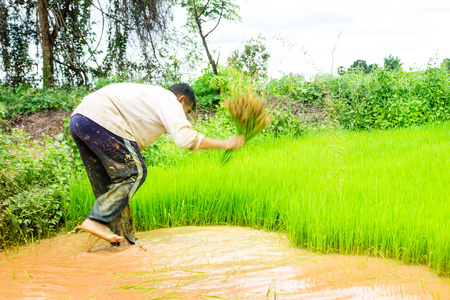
[174,0,450,78]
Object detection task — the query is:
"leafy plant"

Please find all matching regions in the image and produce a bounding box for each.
[326,66,450,129]
[227,35,270,79]
[1,187,66,248]
[0,128,76,249]
[0,85,89,118]
[192,68,228,107]
[266,74,329,106]
[269,109,306,137]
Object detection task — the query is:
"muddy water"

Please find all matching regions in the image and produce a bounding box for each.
[1,226,449,299]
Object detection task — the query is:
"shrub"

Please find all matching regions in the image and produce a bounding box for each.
[191,67,255,108]
[266,74,329,106]
[191,68,227,107]
[326,67,450,129]
[268,109,306,137]
[0,186,66,248]
[0,84,89,118]
[0,129,75,249]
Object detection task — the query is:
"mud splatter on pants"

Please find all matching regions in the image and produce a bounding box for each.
[69,114,147,244]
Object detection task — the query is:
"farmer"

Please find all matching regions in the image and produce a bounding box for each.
[69,82,244,247]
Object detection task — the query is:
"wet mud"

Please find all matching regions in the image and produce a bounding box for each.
[1,226,449,299]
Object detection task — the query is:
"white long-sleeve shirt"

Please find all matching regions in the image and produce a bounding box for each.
[72,83,204,151]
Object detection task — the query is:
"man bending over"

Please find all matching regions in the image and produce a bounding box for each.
[69,83,244,247]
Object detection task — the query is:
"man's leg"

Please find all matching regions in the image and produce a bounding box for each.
[70,114,147,244]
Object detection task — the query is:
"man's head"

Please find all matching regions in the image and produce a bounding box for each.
[168,83,197,114]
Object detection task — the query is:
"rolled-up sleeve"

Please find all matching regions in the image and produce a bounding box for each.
[158,102,205,151]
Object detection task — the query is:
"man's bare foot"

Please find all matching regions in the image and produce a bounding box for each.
[80,219,124,244]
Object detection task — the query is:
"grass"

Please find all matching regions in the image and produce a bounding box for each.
[66,122,450,276]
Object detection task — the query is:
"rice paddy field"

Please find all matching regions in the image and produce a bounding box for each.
[66,122,450,277]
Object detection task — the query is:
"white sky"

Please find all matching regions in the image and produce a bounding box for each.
[173,0,450,78]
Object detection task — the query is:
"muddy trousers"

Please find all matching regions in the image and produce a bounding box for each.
[69,114,147,244]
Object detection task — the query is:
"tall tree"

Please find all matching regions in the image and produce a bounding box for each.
[348,59,368,73]
[36,0,70,88]
[0,0,171,88]
[177,0,240,75]
[0,0,37,87]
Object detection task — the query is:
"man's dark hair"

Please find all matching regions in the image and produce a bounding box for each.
[168,83,197,110]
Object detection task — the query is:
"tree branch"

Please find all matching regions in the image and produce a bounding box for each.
[51,0,71,43]
[90,1,134,31]
[198,0,211,18]
[204,2,224,38]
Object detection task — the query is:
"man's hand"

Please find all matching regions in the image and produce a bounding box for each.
[225,135,245,150]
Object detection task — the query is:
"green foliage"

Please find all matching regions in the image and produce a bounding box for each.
[192,67,254,108]
[337,66,346,75]
[227,35,270,79]
[140,135,187,168]
[266,74,329,106]
[0,1,37,87]
[176,0,241,75]
[441,58,450,73]
[0,102,7,119]
[179,0,241,32]
[326,67,450,130]
[349,59,368,73]
[384,54,403,71]
[0,85,89,118]
[268,110,306,137]
[0,0,171,88]
[0,187,66,248]
[140,110,236,167]
[192,68,226,107]
[0,129,75,249]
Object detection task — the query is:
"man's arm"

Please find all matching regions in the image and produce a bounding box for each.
[198,135,245,150]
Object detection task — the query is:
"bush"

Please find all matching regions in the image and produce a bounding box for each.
[191,67,255,108]
[327,67,450,129]
[0,186,66,248]
[0,129,75,249]
[266,74,329,106]
[0,84,89,118]
[268,109,306,137]
[191,68,226,107]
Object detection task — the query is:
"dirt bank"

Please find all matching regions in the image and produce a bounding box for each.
[1,226,449,299]
[4,109,71,141]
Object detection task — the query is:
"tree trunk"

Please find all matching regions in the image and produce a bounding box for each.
[37,0,54,88]
[195,14,217,75]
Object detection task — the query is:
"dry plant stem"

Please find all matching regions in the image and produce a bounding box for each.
[119,228,130,246]
[86,234,100,252]
[222,83,273,165]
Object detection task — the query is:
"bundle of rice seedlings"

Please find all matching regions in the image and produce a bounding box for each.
[222,84,273,165]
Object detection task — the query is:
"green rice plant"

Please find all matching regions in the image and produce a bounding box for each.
[67,122,450,276]
[64,172,95,230]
